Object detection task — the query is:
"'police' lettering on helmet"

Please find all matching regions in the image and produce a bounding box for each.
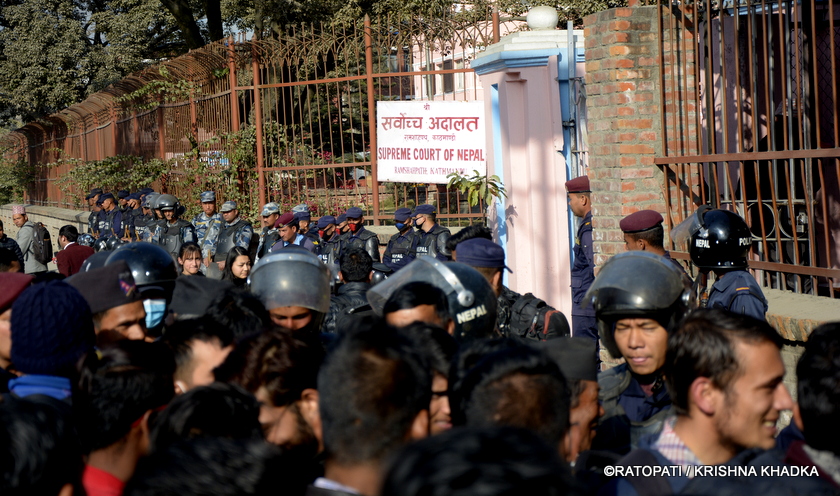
[738,237,751,246]
[456,304,487,325]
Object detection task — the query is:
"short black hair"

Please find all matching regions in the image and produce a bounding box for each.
[457,345,571,446]
[216,328,324,408]
[797,322,840,455]
[59,225,79,243]
[318,319,432,465]
[383,282,451,326]
[666,308,784,415]
[149,383,263,453]
[398,322,457,377]
[445,224,492,253]
[625,224,664,249]
[339,248,373,282]
[205,288,270,340]
[73,340,176,453]
[0,397,84,496]
[163,317,234,384]
[0,248,17,272]
[381,426,579,496]
[124,438,312,496]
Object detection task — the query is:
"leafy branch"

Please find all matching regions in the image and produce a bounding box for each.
[446,170,507,207]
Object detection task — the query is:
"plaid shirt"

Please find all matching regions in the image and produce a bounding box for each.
[652,417,702,477]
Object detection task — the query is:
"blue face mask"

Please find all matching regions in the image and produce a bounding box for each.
[143,299,167,329]
[395,222,407,230]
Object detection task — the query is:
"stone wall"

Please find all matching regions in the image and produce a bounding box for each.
[0,204,90,271]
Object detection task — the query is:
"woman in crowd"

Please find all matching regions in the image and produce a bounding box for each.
[221,246,251,287]
[177,242,204,277]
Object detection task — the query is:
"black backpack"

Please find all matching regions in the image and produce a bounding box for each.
[509,293,571,341]
[26,222,53,265]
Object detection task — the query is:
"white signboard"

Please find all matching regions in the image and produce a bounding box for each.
[376,101,486,184]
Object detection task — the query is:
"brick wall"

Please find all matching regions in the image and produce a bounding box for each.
[583,6,665,266]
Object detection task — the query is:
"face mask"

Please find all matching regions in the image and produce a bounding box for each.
[395,222,406,231]
[348,222,361,233]
[414,218,425,228]
[143,299,167,329]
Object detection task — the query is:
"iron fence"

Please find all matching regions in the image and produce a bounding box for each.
[657,0,840,296]
[3,11,519,226]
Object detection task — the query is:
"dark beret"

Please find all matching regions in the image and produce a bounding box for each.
[275,212,297,228]
[66,260,142,315]
[0,273,34,311]
[413,204,436,215]
[565,175,590,193]
[541,337,598,382]
[456,238,511,273]
[620,210,664,234]
[317,216,336,229]
[394,208,412,222]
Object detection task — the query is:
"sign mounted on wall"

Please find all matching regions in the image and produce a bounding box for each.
[376,101,486,184]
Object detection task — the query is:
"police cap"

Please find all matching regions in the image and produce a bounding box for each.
[565,175,590,193]
[620,210,664,234]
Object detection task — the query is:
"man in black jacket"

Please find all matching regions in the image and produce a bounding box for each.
[322,248,372,334]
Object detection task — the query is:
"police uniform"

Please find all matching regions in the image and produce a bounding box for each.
[411,204,451,261]
[593,363,672,454]
[620,209,691,280]
[315,216,340,266]
[707,270,768,320]
[85,188,103,235]
[209,201,254,263]
[571,210,597,344]
[256,203,281,261]
[152,219,197,260]
[341,207,380,263]
[382,207,417,271]
[192,191,222,260]
[98,193,123,237]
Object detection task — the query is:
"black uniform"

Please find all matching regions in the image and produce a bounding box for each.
[342,227,380,263]
[321,281,371,334]
[154,219,197,260]
[382,228,418,271]
[413,224,451,261]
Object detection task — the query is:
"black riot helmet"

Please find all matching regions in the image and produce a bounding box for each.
[370,262,393,286]
[583,251,693,358]
[105,236,124,251]
[367,258,498,342]
[688,208,753,270]
[94,236,111,252]
[80,251,111,273]
[156,194,180,212]
[104,242,178,299]
[77,233,95,247]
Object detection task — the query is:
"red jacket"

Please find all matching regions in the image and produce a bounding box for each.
[55,242,95,276]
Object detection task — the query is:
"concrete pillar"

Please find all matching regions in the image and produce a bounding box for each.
[472,23,584,316]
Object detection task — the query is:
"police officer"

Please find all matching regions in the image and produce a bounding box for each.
[583,251,693,454]
[250,249,331,332]
[382,208,417,271]
[121,193,143,241]
[315,215,340,265]
[117,190,131,214]
[256,202,280,261]
[270,212,317,254]
[99,193,122,238]
[85,188,103,236]
[292,203,320,244]
[566,176,597,347]
[191,191,222,267]
[152,194,197,261]
[205,201,253,279]
[411,204,451,261]
[689,207,767,320]
[342,206,380,263]
[134,195,155,242]
[620,209,690,279]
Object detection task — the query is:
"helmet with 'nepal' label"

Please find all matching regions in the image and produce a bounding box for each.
[689,208,753,270]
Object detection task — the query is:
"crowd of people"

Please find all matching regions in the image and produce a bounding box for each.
[0,178,838,496]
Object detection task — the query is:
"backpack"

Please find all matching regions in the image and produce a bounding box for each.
[26,222,53,265]
[509,293,571,341]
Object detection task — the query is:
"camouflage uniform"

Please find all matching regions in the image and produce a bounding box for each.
[193,212,223,259]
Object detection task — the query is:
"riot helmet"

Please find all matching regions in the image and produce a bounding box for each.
[156,194,179,212]
[94,236,111,252]
[249,249,331,329]
[77,233,95,247]
[688,208,753,270]
[583,251,693,358]
[367,258,498,342]
[80,251,111,272]
[370,262,393,286]
[105,236,124,251]
[105,242,178,294]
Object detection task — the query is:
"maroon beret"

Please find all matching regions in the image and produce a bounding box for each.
[620,210,664,233]
[0,273,34,312]
[274,212,298,229]
[565,175,590,193]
